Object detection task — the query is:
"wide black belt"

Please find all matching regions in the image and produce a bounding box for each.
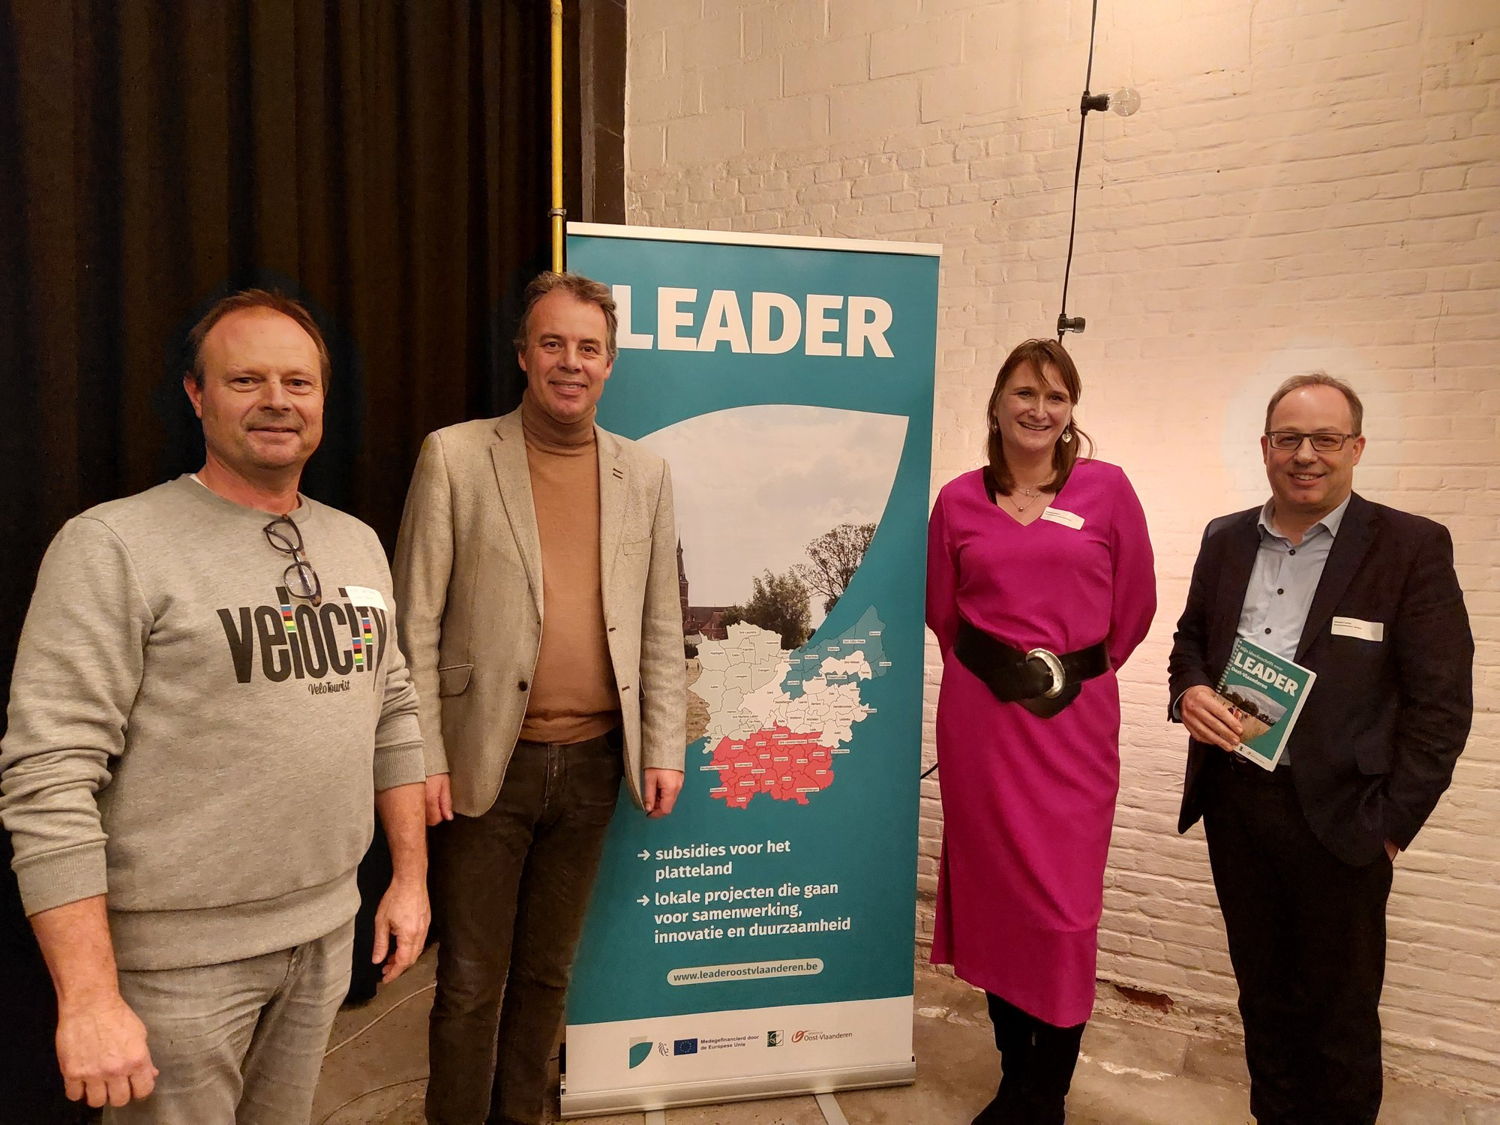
[954,617,1109,719]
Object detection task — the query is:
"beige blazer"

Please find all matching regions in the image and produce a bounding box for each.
[392,408,687,816]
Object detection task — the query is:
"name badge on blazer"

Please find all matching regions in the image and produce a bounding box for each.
[1331,616,1383,642]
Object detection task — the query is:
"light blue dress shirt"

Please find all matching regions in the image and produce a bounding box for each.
[1234,495,1350,762]
[1237,494,1349,659]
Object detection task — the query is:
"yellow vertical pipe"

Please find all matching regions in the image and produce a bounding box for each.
[550,0,565,271]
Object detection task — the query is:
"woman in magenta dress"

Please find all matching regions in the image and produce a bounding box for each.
[927,339,1156,1124]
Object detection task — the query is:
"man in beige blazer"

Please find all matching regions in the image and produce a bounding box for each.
[393,271,686,1125]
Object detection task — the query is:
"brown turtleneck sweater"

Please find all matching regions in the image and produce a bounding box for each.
[518,392,620,744]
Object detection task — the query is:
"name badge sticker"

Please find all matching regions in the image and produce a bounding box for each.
[1040,507,1085,531]
[343,585,389,612]
[1331,616,1383,642]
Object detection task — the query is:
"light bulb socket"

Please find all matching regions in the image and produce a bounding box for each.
[1080,92,1111,114]
[1057,314,1087,336]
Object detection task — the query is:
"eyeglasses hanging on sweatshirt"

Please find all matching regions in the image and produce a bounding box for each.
[263,515,323,606]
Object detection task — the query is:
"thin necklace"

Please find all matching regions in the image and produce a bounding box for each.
[1008,485,1043,513]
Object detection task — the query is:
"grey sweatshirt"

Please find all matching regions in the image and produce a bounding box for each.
[0,476,424,970]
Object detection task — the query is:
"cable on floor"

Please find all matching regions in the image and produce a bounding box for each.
[315,1077,427,1124]
[323,981,436,1057]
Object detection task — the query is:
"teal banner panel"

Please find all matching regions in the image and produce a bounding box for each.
[562,224,939,1114]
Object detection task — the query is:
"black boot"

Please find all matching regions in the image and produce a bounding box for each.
[971,1084,1010,1124]
[979,993,1083,1125]
[1005,1084,1067,1125]
[1015,1011,1083,1124]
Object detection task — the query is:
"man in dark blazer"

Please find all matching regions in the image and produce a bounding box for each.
[1169,373,1472,1125]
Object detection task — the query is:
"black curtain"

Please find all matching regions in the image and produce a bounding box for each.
[0,2,571,1116]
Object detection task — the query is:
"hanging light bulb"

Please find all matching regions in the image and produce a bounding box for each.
[1080,88,1142,117]
[1110,87,1141,116]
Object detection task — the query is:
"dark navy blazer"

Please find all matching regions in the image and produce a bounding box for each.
[1169,492,1473,866]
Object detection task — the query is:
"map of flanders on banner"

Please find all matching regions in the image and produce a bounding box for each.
[562,224,939,1116]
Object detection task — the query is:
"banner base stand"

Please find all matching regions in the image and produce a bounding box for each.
[559,1058,916,1119]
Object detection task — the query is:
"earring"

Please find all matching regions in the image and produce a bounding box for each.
[1061,429,1073,445]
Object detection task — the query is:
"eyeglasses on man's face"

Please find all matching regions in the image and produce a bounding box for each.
[1264,431,1358,453]
[263,515,323,606]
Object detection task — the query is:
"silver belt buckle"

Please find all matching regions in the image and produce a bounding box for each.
[1026,648,1066,698]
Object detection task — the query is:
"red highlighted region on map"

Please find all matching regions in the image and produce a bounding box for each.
[706,724,835,809]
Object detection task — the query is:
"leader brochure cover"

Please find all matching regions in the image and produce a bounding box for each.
[1213,637,1317,770]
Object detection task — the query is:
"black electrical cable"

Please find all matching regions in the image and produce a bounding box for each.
[1057,0,1101,341]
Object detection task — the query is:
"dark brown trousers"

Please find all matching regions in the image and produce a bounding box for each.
[425,735,623,1125]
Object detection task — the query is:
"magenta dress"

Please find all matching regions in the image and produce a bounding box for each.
[926,460,1156,1027]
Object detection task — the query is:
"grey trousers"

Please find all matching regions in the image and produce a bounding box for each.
[106,919,354,1125]
[425,735,623,1125]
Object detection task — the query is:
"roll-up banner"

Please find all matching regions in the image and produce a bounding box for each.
[561,223,940,1117]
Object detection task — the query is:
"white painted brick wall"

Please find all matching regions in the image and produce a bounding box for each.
[626,0,1500,1095]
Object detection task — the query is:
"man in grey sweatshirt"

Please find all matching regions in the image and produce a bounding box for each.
[0,290,429,1124]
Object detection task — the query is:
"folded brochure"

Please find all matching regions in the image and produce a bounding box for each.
[1213,637,1316,770]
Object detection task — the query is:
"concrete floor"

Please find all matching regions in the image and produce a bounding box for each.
[313,950,1500,1125]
